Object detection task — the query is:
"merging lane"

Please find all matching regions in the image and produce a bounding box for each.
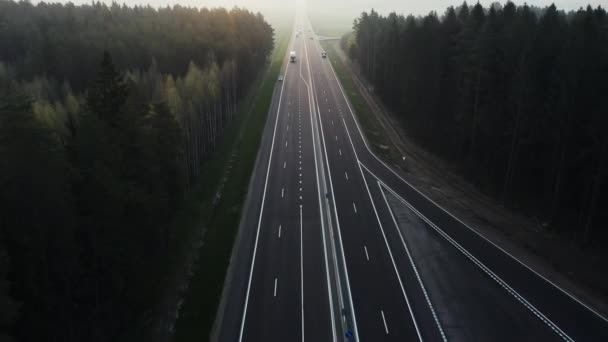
[216,10,608,342]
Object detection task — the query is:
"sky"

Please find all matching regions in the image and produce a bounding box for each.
[31,0,607,15]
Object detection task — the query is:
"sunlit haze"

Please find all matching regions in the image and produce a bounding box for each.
[33,0,606,15]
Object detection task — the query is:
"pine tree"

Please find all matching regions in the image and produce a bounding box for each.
[86,51,129,128]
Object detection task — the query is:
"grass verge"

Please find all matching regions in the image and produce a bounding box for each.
[321,40,400,163]
[171,26,290,342]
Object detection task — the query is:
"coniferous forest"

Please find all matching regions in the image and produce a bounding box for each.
[348,2,608,245]
[0,1,273,341]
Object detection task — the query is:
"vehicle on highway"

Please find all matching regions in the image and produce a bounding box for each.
[321,52,327,58]
[278,75,283,82]
[289,50,296,62]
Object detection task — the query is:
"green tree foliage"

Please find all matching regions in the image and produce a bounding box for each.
[0,92,78,341]
[0,236,19,342]
[0,1,273,341]
[350,2,608,244]
[0,0,273,92]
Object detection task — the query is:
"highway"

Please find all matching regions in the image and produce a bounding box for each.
[214,10,608,342]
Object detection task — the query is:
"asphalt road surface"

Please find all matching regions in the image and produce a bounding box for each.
[214,12,608,342]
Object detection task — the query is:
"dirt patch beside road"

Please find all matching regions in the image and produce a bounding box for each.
[326,38,608,318]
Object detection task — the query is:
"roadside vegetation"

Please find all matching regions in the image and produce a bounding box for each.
[173,23,290,341]
[0,1,274,341]
[320,40,400,163]
[346,2,608,246]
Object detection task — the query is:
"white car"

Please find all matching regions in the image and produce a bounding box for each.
[278,75,283,82]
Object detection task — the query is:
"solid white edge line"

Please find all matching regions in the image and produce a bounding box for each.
[237,23,294,342]
[305,26,358,341]
[300,31,338,342]
[368,165,574,342]
[322,34,608,324]
[378,181,447,341]
[343,117,423,342]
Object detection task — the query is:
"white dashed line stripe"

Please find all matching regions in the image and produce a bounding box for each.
[381,310,389,334]
[364,246,370,261]
[274,278,278,297]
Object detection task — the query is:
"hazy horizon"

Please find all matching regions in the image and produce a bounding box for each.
[29,0,606,16]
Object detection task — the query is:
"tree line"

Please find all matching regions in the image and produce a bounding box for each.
[348,2,608,245]
[0,1,273,341]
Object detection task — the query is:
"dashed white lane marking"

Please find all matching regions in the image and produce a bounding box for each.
[339,149,342,156]
[286,141,288,148]
[379,183,446,340]
[281,188,284,198]
[274,278,278,297]
[345,171,349,180]
[364,246,370,261]
[287,125,289,131]
[335,136,338,141]
[353,202,357,213]
[332,120,334,125]
[284,161,286,169]
[381,310,389,334]
[278,225,282,238]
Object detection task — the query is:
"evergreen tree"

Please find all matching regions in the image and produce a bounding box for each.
[349,2,608,244]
